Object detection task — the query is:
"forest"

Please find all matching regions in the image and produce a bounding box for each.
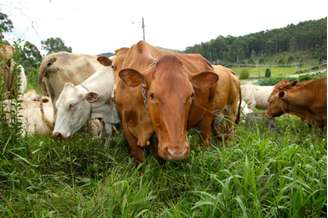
[185,17,327,64]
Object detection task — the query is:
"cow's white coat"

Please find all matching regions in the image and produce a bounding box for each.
[53,68,119,139]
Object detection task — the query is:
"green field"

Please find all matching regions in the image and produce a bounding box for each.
[0,116,326,217]
[231,66,303,78]
[230,50,326,78]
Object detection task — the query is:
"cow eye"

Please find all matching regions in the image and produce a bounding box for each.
[148,93,158,103]
[69,103,76,110]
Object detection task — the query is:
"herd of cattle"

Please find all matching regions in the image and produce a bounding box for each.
[0,41,326,162]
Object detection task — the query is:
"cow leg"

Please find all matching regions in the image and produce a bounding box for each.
[214,104,238,142]
[198,111,214,147]
[103,123,113,147]
[223,102,238,140]
[123,129,144,163]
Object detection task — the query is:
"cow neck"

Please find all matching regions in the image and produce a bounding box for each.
[79,83,93,119]
[281,91,289,113]
[39,100,53,130]
[281,90,315,118]
[141,82,148,110]
[139,61,157,111]
[78,83,119,124]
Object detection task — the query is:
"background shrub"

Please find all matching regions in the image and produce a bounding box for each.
[278,58,285,65]
[239,69,250,80]
[265,68,271,78]
[287,56,295,64]
[248,59,255,65]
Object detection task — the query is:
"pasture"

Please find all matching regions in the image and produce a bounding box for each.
[0,115,326,217]
[0,6,327,218]
[231,65,328,79]
[231,66,302,78]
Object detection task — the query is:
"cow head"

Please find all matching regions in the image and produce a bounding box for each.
[0,44,15,62]
[266,90,289,118]
[53,82,99,138]
[269,80,297,98]
[119,55,218,160]
[266,80,298,118]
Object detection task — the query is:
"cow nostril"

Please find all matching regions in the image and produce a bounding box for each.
[167,148,174,156]
[164,146,169,154]
[167,146,188,156]
[53,132,63,139]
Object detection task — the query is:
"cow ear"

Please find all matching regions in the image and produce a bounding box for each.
[41,97,49,103]
[119,68,144,87]
[64,82,74,87]
[86,92,99,103]
[191,72,219,89]
[97,56,112,66]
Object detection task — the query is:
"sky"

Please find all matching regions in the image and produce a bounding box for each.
[0,0,327,55]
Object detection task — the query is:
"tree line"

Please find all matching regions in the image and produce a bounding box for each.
[185,17,327,64]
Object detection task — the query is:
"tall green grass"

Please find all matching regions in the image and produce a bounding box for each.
[0,116,326,217]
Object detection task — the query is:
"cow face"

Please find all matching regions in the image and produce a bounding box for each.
[53,82,98,138]
[266,91,288,118]
[119,55,218,160]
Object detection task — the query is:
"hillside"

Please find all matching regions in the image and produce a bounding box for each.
[185,17,327,65]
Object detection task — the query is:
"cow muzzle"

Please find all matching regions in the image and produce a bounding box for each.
[158,143,190,160]
[53,131,68,139]
[264,111,273,119]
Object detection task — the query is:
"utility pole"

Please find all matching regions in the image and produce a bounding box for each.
[132,17,146,41]
[142,17,145,41]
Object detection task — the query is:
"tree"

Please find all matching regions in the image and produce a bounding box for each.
[0,12,14,41]
[288,37,298,52]
[184,17,327,64]
[21,41,42,70]
[41,37,72,54]
[287,56,295,64]
[265,68,271,78]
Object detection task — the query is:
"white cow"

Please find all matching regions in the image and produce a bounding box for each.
[53,68,119,140]
[241,84,273,109]
[21,95,54,135]
[3,91,54,135]
[39,52,111,107]
[22,89,41,101]
[240,100,253,118]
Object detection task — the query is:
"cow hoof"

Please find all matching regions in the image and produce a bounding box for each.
[201,142,211,149]
[133,156,144,165]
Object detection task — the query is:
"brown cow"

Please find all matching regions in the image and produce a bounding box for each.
[266,78,327,128]
[211,65,241,140]
[99,41,220,162]
[0,43,26,98]
[0,44,15,94]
